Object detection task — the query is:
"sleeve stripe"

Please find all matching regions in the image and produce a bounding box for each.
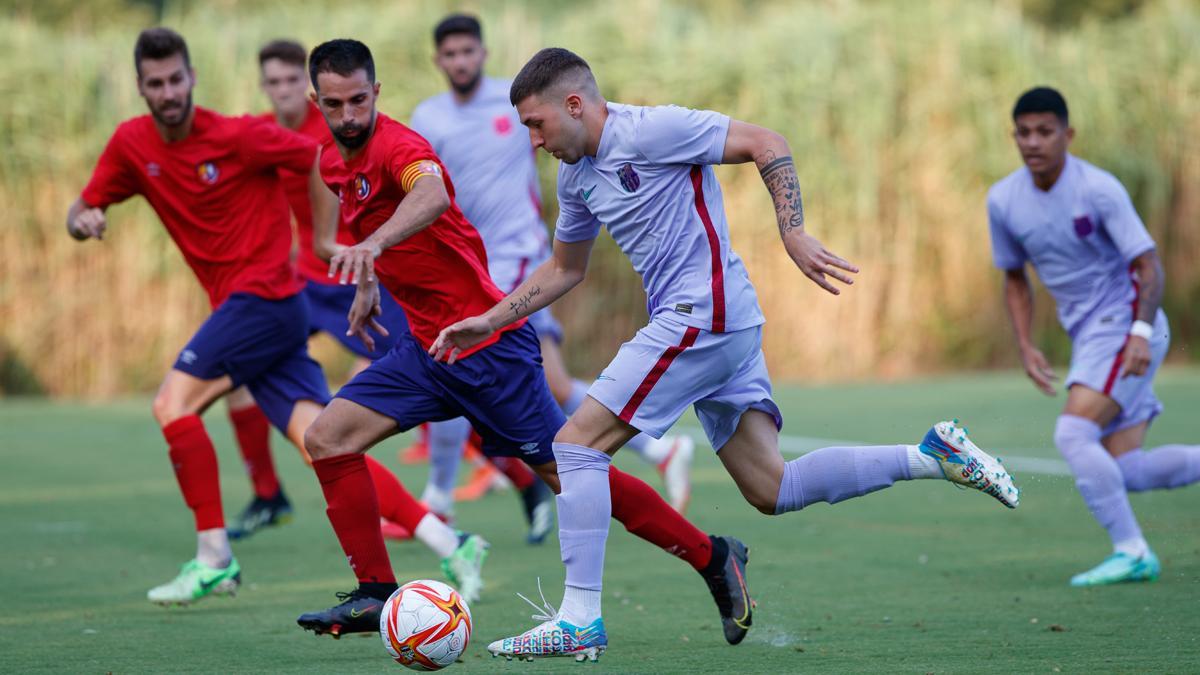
[400,160,443,192]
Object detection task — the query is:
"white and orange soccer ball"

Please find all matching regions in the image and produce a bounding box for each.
[380,580,473,670]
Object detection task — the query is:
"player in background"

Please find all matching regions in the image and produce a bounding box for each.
[431,48,1021,661]
[409,15,696,518]
[66,28,474,607]
[296,39,756,644]
[988,87,1200,587]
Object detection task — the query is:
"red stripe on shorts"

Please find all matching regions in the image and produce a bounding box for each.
[619,326,702,423]
[690,166,726,333]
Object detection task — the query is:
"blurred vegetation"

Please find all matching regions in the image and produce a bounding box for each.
[1,0,1197,396]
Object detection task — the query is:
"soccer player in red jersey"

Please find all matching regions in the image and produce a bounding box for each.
[295,39,753,643]
[66,28,465,607]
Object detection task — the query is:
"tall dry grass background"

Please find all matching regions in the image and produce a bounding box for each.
[1,0,1197,397]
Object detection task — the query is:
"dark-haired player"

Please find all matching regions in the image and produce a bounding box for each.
[988,86,1200,586]
[409,15,695,521]
[66,28,456,606]
[295,39,754,643]
[433,48,1020,661]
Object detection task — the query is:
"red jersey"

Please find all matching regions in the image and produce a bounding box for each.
[81,106,316,307]
[320,113,522,356]
[257,101,357,282]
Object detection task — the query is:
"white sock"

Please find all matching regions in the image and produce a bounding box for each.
[907,445,943,479]
[196,528,232,568]
[636,436,674,465]
[414,513,460,559]
[1114,537,1150,559]
[421,483,454,517]
[560,585,602,625]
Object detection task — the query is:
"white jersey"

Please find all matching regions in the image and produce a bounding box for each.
[987,154,1156,338]
[410,77,549,264]
[554,102,765,333]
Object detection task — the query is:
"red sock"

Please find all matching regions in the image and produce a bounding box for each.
[609,466,712,571]
[228,405,279,499]
[491,456,537,491]
[313,454,396,584]
[364,454,428,533]
[162,415,224,531]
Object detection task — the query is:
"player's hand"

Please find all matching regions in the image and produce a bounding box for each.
[1120,335,1151,379]
[429,316,495,364]
[783,231,858,295]
[1020,346,1058,396]
[69,207,107,241]
[329,241,381,286]
[346,282,389,352]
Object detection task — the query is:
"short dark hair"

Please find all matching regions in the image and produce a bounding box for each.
[434,14,482,46]
[259,39,307,68]
[134,27,190,77]
[1012,86,1069,125]
[509,47,595,106]
[309,39,375,91]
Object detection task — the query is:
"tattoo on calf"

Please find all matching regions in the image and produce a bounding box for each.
[758,155,804,236]
[509,285,542,319]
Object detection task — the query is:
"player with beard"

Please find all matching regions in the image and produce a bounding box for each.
[295,39,756,644]
[67,28,473,607]
[408,15,696,522]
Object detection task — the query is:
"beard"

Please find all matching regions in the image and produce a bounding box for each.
[333,112,375,149]
[150,91,193,127]
[450,69,483,96]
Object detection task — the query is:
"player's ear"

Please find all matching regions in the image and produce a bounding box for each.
[373,82,381,98]
[309,90,319,104]
[1065,125,1075,143]
[565,93,583,119]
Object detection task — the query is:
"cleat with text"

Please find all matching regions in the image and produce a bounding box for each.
[920,420,1020,508]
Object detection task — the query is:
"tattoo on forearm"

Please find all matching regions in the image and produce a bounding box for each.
[509,285,542,319]
[758,154,804,236]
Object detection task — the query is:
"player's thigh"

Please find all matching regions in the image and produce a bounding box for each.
[717,409,785,514]
[1102,420,1151,458]
[556,396,640,456]
[225,385,256,411]
[152,369,233,426]
[304,397,400,460]
[1062,384,1122,428]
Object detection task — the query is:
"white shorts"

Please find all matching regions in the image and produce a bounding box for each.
[1066,308,1170,436]
[588,315,782,451]
[490,254,563,344]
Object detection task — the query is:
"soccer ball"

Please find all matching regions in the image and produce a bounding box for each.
[380,580,473,670]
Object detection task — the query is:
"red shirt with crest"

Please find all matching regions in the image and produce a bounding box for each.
[320,113,521,357]
[82,106,316,307]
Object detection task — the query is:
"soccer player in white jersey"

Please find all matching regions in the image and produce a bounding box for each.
[988,87,1200,587]
[410,15,695,520]
[431,48,1021,661]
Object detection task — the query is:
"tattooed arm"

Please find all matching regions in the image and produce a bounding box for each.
[429,237,596,363]
[722,120,858,294]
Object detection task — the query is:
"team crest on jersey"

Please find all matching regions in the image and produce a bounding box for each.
[493,114,513,136]
[354,173,371,201]
[617,163,640,193]
[146,162,161,177]
[1073,215,1094,238]
[196,162,219,185]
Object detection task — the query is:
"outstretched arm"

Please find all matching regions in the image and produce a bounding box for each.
[1003,267,1057,396]
[429,237,595,363]
[721,120,858,294]
[306,149,343,262]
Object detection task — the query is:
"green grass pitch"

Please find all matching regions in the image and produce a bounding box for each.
[3,369,1199,673]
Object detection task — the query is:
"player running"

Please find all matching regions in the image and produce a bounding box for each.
[431,48,1021,662]
[988,87,1200,587]
[295,39,756,644]
[409,14,695,518]
[67,28,481,607]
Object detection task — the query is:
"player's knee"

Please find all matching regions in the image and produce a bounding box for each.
[303,419,343,461]
[745,489,779,516]
[151,390,186,427]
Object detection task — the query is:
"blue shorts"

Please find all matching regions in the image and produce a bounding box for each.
[174,292,330,432]
[335,323,564,465]
[1066,308,1170,436]
[303,280,409,360]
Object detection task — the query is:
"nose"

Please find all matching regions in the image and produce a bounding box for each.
[528,129,543,149]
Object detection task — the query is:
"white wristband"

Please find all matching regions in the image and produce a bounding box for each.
[1129,320,1154,340]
